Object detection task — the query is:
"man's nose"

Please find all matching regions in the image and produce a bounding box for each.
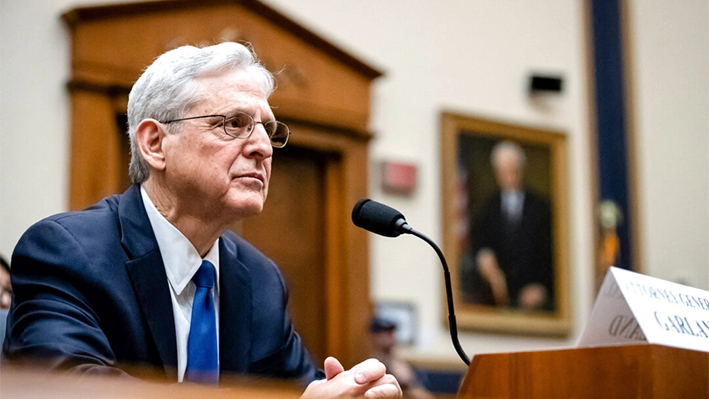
[245,123,274,157]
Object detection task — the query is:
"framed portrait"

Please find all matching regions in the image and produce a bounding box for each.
[440,112,572,336]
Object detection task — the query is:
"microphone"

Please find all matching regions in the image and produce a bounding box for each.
[351,199,471,366]
[351,199,412,237]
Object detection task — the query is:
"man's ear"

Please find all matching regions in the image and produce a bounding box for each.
[135,119,167,172]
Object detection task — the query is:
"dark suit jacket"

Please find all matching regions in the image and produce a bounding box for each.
[464,189,554,308]
[3,185,323,384]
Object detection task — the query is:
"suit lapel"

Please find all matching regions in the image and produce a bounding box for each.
[119,185,178,381]
[218,236,252,375]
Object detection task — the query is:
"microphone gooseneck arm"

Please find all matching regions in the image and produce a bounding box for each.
[351,199,471,366]
[400,222,471,366]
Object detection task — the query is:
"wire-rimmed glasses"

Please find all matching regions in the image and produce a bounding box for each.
[160,111,290,148]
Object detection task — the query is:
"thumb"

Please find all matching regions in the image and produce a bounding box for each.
[323,356,345,380]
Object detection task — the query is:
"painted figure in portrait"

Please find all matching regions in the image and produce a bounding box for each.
[458,139,554,312]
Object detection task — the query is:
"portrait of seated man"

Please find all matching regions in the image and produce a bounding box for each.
[460,140,554,311]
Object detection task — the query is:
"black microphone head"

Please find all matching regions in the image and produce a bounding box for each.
[352,199,407,237]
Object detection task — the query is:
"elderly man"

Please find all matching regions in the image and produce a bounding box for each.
[466,141,554,311]
[3,42,401,398]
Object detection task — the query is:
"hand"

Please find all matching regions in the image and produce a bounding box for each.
[301,357,402,399]
[519,283,547,311]
[476,249,509,307]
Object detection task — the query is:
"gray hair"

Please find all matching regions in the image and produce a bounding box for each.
[490,140,527,169]
[127,42,275,183]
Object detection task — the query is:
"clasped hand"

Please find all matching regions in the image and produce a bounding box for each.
[301,357,402,399]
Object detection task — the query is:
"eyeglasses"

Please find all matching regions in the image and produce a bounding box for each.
[160,111,290,148]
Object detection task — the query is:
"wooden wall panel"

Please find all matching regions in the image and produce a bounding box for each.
[69,90,125,210]
[65,2,380,134]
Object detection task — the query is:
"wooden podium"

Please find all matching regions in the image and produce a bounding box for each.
[458,344,708,398]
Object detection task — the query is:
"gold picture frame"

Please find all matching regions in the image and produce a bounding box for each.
[440,111,572,336]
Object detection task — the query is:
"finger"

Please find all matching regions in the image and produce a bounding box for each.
[363,381,403,399]
[352,358,387,384]
[323,356,345,380]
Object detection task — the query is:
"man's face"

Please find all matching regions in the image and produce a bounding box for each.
[160,68,274,224]
[0,268,11,310]
[372,330,397,351]
[494,149,523,192]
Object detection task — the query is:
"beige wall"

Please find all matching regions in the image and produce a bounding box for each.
[627,0,709,288]
[1,0,707,361]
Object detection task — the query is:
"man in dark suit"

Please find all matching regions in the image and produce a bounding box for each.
[464,141,554,311]
[3,42,401,399]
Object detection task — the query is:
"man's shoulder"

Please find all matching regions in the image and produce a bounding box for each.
[18,190,134,252]
[33,193,122,231]
[11,192,135,275]
[523,190,550,209]
[479,191,503,213]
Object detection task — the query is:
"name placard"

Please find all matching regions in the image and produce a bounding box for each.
[578,267,709,353]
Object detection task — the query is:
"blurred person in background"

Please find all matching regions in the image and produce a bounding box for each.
[369,317,434,399]
[0,255,11,352]
[0,255,11,310]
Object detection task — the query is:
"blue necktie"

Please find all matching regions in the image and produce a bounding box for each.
[185,260,219,384]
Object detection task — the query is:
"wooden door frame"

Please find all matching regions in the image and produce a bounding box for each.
[284,122,371,365]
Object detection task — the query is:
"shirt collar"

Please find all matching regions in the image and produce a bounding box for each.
[140,186,220,295]
[502,189,523,197]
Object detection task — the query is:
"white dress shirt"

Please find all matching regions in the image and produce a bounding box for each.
[502,190,525,223]
[140,187,220,382]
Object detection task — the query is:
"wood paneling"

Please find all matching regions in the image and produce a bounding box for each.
[69,90,131,208]
[459,344,709,398]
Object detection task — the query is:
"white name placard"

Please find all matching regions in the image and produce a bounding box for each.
[578,267,709,353]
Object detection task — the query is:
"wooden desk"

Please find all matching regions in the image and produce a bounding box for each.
[0,367,303,399]
[458,344,708,398]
